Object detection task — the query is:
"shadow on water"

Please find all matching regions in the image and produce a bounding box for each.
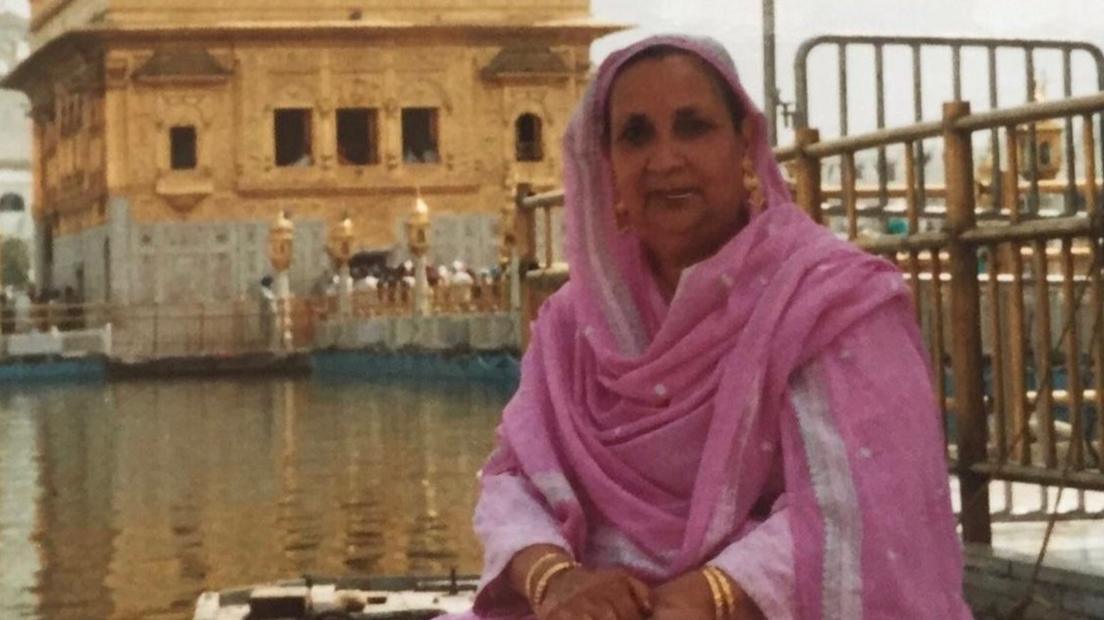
[0,375,509,620]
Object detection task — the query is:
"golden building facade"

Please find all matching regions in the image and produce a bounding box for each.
[5,0,618,304]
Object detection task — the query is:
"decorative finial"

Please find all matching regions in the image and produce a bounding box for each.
[414,187,429,215]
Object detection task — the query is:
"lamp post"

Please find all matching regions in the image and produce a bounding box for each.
[327,213,355,320]
[268,210,295,350]
[499,200,520,312]
[763,0,779,146]
[406,191,431,317]
[1016,86,1064,182]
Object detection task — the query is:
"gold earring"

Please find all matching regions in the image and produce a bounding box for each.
[742,153,766,211]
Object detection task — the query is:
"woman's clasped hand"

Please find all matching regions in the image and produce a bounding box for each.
[535,565,653,620]
[520,547,764,620]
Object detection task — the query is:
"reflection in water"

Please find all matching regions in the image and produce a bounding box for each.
[0,394,44,619]
[0,377,508,620]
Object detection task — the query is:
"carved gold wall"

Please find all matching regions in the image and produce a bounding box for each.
[27,0,592,48]
[6,17,620,301]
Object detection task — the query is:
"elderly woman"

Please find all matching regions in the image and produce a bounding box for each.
[445,35,971,620]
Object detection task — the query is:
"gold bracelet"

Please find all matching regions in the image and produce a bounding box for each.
[531,560,577,609]
[524,553,567,603]
[705,566,738,619]
[700,567,728,620]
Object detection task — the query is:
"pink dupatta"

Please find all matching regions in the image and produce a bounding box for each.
[460,35,970,620]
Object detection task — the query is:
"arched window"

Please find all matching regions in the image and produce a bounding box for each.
[515,114,543,162]
[0,193,25,212]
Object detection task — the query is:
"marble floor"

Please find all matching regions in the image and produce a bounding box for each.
[950,476,1104,573]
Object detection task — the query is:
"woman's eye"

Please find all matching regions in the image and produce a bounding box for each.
[618,119,653,146]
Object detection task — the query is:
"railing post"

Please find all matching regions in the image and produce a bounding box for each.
[943,100,992,545]
[793,128,824,225]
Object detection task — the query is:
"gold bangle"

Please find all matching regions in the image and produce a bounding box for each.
[532,560,577,609]
[705,566,738,619]
[524,553,566,603]
[701,567,727,620]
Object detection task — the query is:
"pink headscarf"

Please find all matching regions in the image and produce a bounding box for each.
[476,35,969,619]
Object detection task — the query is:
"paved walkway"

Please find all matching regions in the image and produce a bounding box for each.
[950,477,1104,573]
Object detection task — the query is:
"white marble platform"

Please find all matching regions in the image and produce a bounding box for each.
[950,476,1104,575]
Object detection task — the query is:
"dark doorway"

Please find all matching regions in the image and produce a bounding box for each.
[170,125,198,170]
[274,108,313,167]
[401,108,439,164]
[337,108,380,166]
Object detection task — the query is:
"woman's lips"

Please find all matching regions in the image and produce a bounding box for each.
[643,189,703,232]
[648,188,699,204]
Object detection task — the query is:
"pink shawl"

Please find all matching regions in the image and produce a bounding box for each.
[466,35,969,619]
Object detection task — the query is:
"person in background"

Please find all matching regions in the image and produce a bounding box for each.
[13,285,32,334]
[0,291,12,335]
[62,285,83,331]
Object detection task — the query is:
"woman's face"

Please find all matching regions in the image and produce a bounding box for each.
[607,53,750,273]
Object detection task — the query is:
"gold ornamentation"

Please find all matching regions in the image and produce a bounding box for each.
[524,552,567,603]
[706,566,737,619]
[742,152,765,212]
[701,566,726,619]
[702,566,737,620]
[740,119,766,212]
[268,210,295,273]
[327,213,355,269]
[531,560,577,610]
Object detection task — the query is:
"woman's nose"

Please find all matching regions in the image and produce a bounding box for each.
[644,136,685,174]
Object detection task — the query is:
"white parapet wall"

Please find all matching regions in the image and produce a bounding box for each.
[2,325,112,358]
[315,312,520,352]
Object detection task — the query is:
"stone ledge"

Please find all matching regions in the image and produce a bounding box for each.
[964,544,1104,619]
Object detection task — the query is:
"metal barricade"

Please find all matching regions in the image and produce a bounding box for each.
[793,35,1104,213]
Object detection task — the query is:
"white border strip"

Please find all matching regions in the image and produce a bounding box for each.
[790,363,864,620]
